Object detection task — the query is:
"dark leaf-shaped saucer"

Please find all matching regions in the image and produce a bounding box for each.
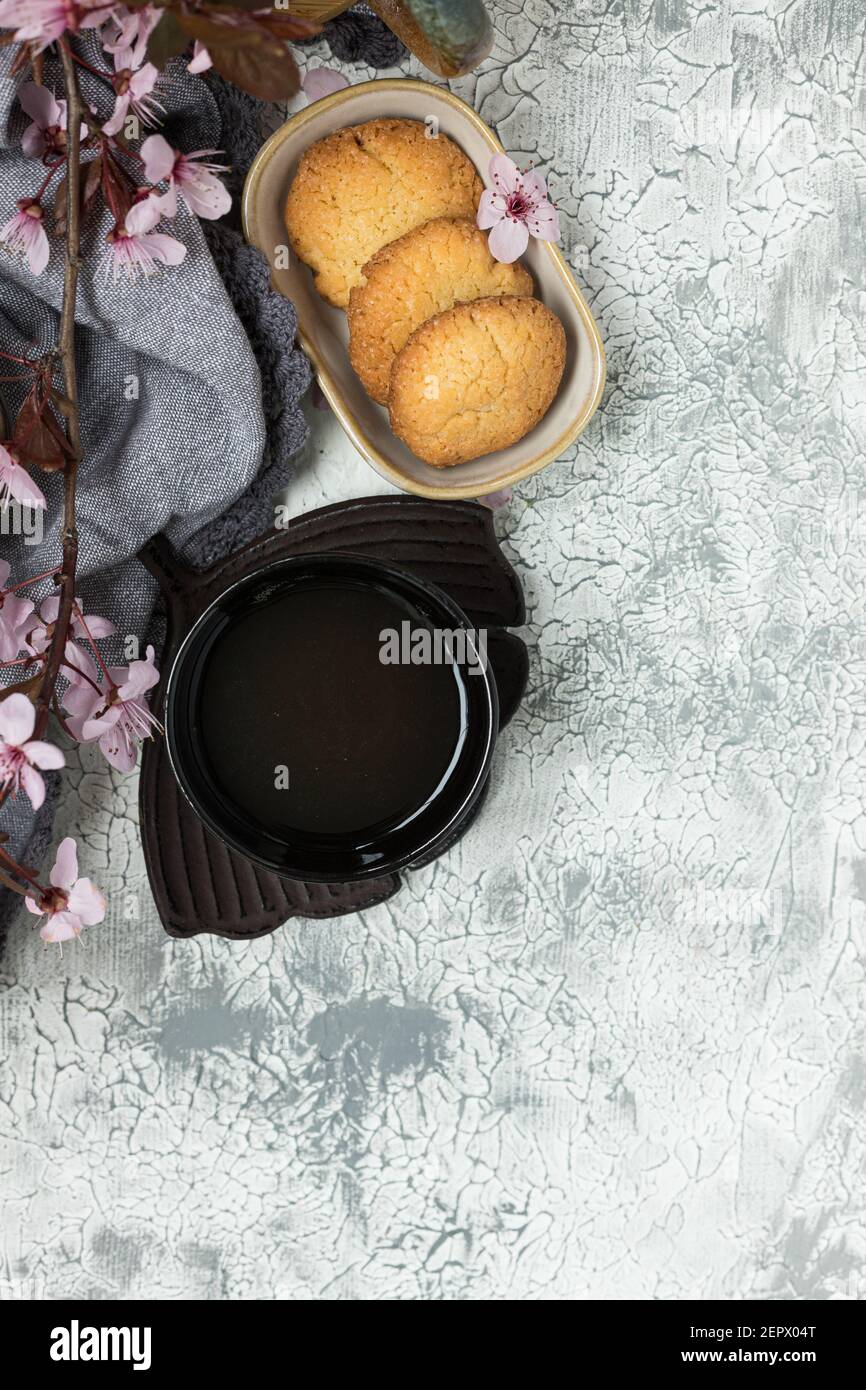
[138,496,528,940]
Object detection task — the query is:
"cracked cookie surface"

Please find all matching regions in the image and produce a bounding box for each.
[283,120,484,309]
[389,296,566,467]
[348,218,534,403]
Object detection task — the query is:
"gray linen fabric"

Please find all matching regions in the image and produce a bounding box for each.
[0,40,319,937]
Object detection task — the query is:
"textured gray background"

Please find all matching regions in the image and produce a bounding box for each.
[2,0,866,1301]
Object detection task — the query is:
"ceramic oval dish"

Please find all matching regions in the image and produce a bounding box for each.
[242,78,606,500]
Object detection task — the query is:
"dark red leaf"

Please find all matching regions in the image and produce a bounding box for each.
[207,35,302,101]
[255,14,323,42]
[53,156,102,237]
[146,11,188,69]
[101,148,134,225]
[0,671,42,700]
[13,388,74,473]
[83,155,103,211]
[200,0,319,21]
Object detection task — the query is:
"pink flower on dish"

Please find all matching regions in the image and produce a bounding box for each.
[0,199,50,276]
[18,82,75,160]
[25,836,106,948]
[64,644,160,773]
[479,487,513,511]
[0,559,35,663]
[302,68,349,104]
[0,0,113,53]
[141,134,231,221]
[188,40,212,75]
[0,441,47,509]
[477,154,560,263]
[103,196,186,283]
[102,58,162,139]
[0,692,65,811]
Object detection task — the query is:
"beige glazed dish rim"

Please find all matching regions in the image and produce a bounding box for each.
[241,78,607,501]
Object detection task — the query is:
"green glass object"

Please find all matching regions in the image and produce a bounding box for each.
[369,0,494,78]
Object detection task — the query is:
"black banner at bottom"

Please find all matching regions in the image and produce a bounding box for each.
[0,1297,860,1373]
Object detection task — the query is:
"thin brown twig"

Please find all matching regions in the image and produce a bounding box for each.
[30,37,82,743]
[0,842,42,889]
[0,39,84,877]
[0,865,31,897]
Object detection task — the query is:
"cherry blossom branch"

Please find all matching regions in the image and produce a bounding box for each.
[0,862,33,897]
[0,841,43,891]
[72,603,113,683]
[29,38,82,747]
[3,565,61,591]
[0,3,298,946]
[0,39,83,872]
[69,50,114,86]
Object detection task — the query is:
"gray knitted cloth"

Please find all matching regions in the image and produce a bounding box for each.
[0,9,400,943]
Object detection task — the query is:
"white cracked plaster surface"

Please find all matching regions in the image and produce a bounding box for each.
[2,0,866,1302]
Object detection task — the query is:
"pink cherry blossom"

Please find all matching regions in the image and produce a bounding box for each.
[28,594,115,655]
[143,184,176,221]
[25,836,106,948]
[302,68,349,104]
[64,644,160,772]
[479,487,513,511]
[18,82,72,160]
[0,560,35,663]
[0,692,65,811]
[188,41,212,75]
[27,594,114,685]
[0,442,47,509]
[103,196,186,283]
[101,4,159,69]
[141,134,230,220]
[0,0,113,53]
[102,57,162,139]
[0,199,50,276]
[477,154,560,263]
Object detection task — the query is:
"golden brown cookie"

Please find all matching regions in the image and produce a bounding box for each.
[389,296,566,468]
[348,217,534,403]
[283,120,484,309]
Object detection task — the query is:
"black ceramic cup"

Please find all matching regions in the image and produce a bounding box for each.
[164,552,499,882]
